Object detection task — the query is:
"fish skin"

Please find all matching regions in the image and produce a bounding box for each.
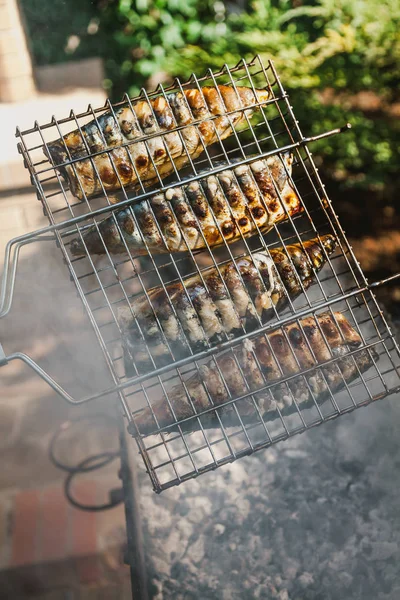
[119,234,337,372]
[127,312,378,436]
[69,152,302,257]
[269,235,337,296]
[45,85,270,200]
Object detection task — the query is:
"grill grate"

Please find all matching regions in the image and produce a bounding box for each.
[2,55,399,492]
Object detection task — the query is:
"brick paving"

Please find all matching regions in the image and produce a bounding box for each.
[11,488,40,568]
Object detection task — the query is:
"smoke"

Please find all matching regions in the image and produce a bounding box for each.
[0,188,120,483]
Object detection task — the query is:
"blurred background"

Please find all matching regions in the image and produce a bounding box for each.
[0,1,399,599]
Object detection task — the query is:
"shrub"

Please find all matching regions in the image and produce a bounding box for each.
[20,0,400,196]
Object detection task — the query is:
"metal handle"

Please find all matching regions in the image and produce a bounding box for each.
[0,343,7,367]
[0,234,56,318]
[2,351,125,406]
[0,233,86,405]
[1,238,24,319]
[0,230,130,410]
[3,352,79,404]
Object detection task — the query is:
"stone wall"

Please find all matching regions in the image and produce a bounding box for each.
[0,0,35,102]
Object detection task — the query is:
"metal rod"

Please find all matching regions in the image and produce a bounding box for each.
[118,414,149,600]
[369,272,400,288]
[0,236,55,318]
[305,123,352,142]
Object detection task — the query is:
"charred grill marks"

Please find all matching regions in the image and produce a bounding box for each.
[119,234,337,372]
[129,312,377,436]
[69,153,301,257]
[45,84,271,200]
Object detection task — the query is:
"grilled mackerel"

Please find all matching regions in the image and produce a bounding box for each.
[45,85,270,200]
[120,235,336,372]
[70,153,301,256]
[128,312,377,436]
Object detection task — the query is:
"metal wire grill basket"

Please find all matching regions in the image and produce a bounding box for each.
[1,55,400,493]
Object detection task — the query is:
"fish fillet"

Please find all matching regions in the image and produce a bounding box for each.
[69,152,302,256]
[127,312,377,436]
[45,85,270,200]
[120,234,337,371]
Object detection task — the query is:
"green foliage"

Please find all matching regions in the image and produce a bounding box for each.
[20,0,400,195]
[20,0,101,65]
[97,0,230,98]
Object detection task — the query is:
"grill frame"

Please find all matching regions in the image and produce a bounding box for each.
[1,55,398,493]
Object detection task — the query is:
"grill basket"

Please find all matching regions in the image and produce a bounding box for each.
[1,55,400,493]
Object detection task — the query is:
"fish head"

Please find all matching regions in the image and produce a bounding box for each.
[282,152,294,170]
[323,311,362,349]
[254,88,271,105]
[69,237,85,256]
[265,152,294,191]
[236,86,270,109]
[320,234,337,256]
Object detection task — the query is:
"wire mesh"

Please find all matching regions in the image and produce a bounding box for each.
[16,55,400,492]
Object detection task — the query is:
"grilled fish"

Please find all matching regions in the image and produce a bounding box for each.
[128,312,377,436]
[45,85,270,200]
[119,235,336,371]
[69,153,302,256]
